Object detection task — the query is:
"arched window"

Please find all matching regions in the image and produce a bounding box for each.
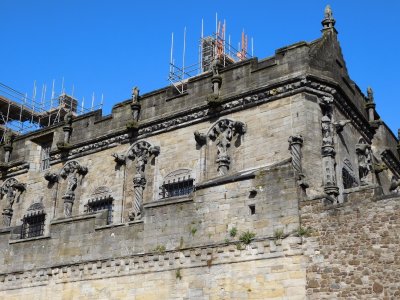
[21,202,45,239]
[160,169,194,199]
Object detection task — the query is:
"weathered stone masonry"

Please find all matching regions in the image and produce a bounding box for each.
[0,6,399,299]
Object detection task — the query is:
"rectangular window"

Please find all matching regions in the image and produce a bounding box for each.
[87,198,113,224]
[21,214,45,239]
[160,178,194,199]
[40,143,51,171]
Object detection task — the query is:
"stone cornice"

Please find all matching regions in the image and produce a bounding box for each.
[0,236,302,290]
[381,149,400,178]
[47,75,375,162]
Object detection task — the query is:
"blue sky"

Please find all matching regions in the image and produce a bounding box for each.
[1,1,399,133]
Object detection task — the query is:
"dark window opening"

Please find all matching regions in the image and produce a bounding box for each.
[342,167,357,189]
[160,177,194,199]
[21,213,45,239]
[87,198,113,224]
[249,204,256,215]
[40,142,52,171]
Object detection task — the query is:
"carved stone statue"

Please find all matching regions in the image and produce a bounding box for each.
[356,139,372,185]
[5,187,16,210]
[1,178,25,226]
[321,116,333,146]
[127,141,160,221]
[2,128,14,163]
[208,119,246,176]
[324,5,333,19]
[59,160,88,217]
[62,173,77,217]
[132,87,140,103]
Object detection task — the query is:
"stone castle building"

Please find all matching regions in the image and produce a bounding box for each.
[0,6,399,299]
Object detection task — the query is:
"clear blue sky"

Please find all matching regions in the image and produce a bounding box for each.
[1,0,399,133]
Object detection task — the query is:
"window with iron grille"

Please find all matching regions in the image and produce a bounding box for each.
[160,176,194,199]
[87,197,113,224]
[40,142,51,171]
[21,213,45,239]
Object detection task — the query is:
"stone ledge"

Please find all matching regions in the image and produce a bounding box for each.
[94,222,125,231]
[9,235,51,244]
[144,195,193,208]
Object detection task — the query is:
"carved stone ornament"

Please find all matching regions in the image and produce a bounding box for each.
[356,138,372,186]
[59,160,88,217]
[126,141,160,221]
[319,106,339,200]
[194,130,207,146]
[1,178,26,226]
[288,134,308,189]
[333,120,351,133]
[112,153,126,165]
[2,128,15,163]
[44,171,59,183]
[208,119,246,176]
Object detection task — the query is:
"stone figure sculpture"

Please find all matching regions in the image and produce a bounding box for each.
[356,139,372,185]
[208,119,246,176]
[127,141,160,221]
[62,173,78,217]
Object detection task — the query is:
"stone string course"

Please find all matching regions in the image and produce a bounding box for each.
[48,76,373,162]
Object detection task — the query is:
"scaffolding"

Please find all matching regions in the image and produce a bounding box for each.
[0,82,102,142]
[168,20,253,94]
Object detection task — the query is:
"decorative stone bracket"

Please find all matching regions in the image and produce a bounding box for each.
[126,141,160,221]
[1,177,26,227]
[112,153,126,165]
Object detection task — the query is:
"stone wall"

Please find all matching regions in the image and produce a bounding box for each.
[301,188,400,299]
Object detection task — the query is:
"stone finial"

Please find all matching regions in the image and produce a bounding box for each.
[321,5,337,33]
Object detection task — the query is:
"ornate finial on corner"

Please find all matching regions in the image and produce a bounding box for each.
[321,5,337,33]
[367,86,374,103]
[132,86,140,103]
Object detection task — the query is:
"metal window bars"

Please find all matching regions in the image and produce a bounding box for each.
[20,212,45,239]
[87,197,113,224]
[160,177,194,199]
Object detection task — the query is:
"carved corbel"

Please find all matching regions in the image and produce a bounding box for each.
[112,153,126,165]
[44,171,59,183]
[194,130,207,146]
[333,120,351,133]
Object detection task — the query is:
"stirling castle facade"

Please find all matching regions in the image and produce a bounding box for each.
[0,7,399,300]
